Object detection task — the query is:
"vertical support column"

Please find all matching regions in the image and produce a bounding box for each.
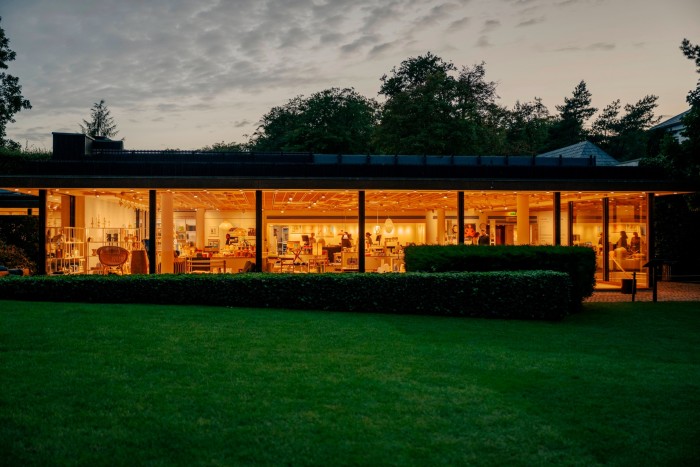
[436,209,445,245]
[646,192,655,288]
[74,196,86,273]
[603,197,610,282]
[69,196,76,227]
[195,208,205,250]
[425,211,437,244]
[161,192,174,274]
[38,189,47,275]
[553,192,561,246]
[255,190,263,272]
[74,196,85,231]
[148,190,157,274]
[567,201,574,246]
[516,194,530,245]
[358,191,365,273]
[457,191,465,245]
[61,195,71,228]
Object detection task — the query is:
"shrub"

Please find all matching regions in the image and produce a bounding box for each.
[0,216,40,269]
[0,271,573,321]
[0,240,36,274]
[404,245,596,311]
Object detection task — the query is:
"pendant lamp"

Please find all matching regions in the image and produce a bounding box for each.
[219,221,233,233]
[384,217,394,234]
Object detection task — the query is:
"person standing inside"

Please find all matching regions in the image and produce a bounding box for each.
[629,232,641,254]
[615,231,628,250]
[478,230,490,245]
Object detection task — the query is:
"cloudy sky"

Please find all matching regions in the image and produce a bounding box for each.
[3,0,699,150]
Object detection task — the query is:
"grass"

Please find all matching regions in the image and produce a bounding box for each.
[1,301,699,466]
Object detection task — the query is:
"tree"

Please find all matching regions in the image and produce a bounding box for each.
[504,98,553,155]
[0,17,32,150]
[642,40,700,183]
[678,39,700,162]
[591,95,660,161]
[250,88,379,154]
[375,53,504,155]
[680,38,700,106]
[544,80,597,151]
[640,39,700,277]
[200,141,250,152]
[79,99,118,138]
[375,53,458,154]
[591,99,621,147]
[452,62,506,154]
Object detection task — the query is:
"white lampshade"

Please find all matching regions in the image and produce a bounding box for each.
[219,221,233,232]
[384,217,394,234]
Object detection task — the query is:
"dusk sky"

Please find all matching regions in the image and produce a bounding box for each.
[3,0,699,150]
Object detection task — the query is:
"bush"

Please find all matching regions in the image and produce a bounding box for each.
[0,240,35,274]
[0,271,573,321]
[404,245,596,311]
[0,147,51,173]
[0,216,40,270]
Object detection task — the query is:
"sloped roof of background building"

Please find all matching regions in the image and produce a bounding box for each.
[536,141,620,166]
[650,110,690,131]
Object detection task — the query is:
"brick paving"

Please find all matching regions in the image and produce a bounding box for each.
[586,281,700,302]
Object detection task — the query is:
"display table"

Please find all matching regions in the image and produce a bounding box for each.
[365,255,403,272]
[186,256,252,273]
[47,256,85,274]
[217,256,254,273]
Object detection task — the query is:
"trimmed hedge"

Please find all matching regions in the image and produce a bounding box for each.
[404,245,596,311]
[0,271,572,320]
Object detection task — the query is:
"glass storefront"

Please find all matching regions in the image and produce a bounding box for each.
[2,187,658,286]
[608,194,648,284]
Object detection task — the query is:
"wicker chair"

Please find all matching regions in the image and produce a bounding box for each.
[96,246,130,275]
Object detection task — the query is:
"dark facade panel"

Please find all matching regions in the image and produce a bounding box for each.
[52,133,92,160]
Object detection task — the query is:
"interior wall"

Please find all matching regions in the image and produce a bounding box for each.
[85,197,137,229]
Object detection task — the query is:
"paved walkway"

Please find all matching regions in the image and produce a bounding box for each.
[586,281,700,302]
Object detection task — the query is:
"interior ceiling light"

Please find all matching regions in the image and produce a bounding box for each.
[384,216,394,234]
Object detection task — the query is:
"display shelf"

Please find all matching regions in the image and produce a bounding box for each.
[86,227,144,251]
[46,227,87,274]
[85,227,146,273]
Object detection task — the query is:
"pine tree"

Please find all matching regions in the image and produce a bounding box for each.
[79,100,118,138]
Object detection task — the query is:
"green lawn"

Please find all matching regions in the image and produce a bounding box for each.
[1,301,699,466]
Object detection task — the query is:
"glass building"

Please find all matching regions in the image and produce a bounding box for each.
[1,133,694,288]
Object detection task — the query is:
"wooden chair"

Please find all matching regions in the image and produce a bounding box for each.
[96,246,130,275]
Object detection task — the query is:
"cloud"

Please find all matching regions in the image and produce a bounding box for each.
[368,41,400,58]
[516,16,546,27]
[586,42,615,51]
[554,42,616,52]
[415,2,460,28]
[359,3,403,35]
[340,34,382,55]
[476,35,492,48]
[447,16,470,32]
[2,0,691,150]
[482,19,501,33]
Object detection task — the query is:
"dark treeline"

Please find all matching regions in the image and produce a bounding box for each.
[207,52,667,161]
